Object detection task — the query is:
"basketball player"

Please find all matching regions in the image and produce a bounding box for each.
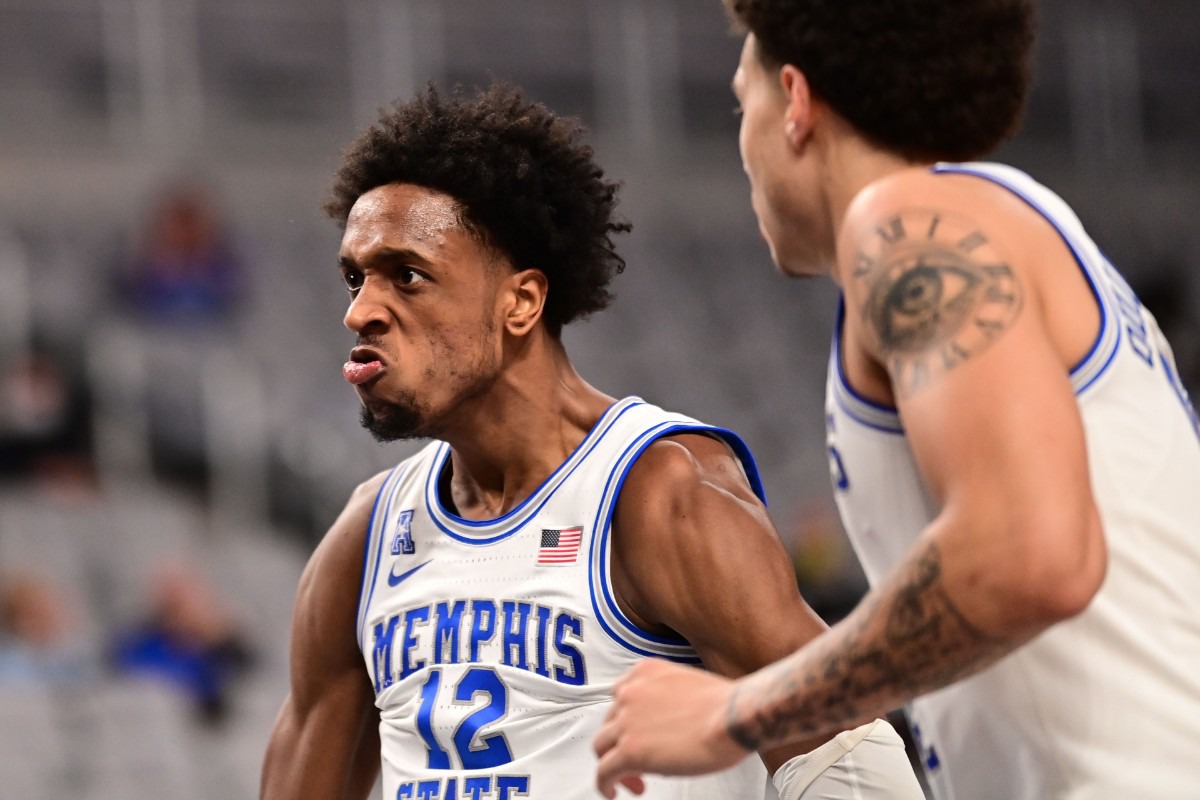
[259,85,922,800]
[595,1,1200,798]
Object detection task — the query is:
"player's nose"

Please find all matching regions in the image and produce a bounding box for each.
[343,280,390,334]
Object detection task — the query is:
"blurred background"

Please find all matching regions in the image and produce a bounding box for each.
[0,0,1197,797]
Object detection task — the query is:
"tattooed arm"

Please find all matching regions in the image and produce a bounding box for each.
[720,170,1104,753]
[594,172,1106,794]
[727,174,1108,747]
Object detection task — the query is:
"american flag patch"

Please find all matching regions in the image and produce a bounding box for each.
[537,526,583,566]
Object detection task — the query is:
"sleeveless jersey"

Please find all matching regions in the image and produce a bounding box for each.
[357,397,772,799]
[826,162,1200,799]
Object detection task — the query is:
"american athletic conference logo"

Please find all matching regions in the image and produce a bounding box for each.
[390,510,415,555]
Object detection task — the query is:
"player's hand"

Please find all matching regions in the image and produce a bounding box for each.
[593,660,753,798]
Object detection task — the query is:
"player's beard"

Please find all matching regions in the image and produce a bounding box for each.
[358,350,500,443]
[360,314,501,443]
[359,394,426,443]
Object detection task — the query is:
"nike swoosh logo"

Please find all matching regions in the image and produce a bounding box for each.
[388,559,432,587]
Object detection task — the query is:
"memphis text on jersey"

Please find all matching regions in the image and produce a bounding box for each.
[372,595,587,799]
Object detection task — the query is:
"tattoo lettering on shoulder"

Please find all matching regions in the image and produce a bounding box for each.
[851,209,1024,396]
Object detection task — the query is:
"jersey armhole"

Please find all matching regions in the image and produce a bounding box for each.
[355,465,410,650]
[586,422,764,663]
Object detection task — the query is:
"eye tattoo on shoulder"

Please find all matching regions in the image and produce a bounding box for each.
[851,209,1024,396]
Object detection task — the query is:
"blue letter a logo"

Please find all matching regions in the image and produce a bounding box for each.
[391,510,416,555]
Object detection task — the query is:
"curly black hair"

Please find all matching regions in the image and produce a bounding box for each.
[325,83,630,337]
[724,0,1035,162]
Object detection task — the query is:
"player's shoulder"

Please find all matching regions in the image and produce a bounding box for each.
[836,164,1066,309]
[841,164,1052,252]
[287,469,396,667]
[341,445,439,525]
[346,468,393,517]
[313,468,392,548]
[302,467,393,584]
[620,432,758,519]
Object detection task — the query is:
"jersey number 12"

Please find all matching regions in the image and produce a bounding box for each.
[416,667,514,770]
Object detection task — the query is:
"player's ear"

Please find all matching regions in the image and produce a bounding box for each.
[779,65,815,152]
[503,268,548,337]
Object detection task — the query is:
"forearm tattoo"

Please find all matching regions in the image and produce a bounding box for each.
[726,540,1012,751]
[851,209,1024,397]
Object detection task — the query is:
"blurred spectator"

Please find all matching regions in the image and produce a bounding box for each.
[0,573,94,685]
[119,181,243,325]
[0,346,94,485]
[110,180,249,486]
[110,563,255,725]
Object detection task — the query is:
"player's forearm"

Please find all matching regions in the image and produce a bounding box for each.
[261,700,372,800]
[724,537,1025,751]
[262,742,364,800]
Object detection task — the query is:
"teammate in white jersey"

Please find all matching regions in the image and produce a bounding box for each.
[259,84,922,800]
[595,2,1200,799]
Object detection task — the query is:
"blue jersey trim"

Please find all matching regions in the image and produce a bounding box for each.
[831,299,906,435]
[426,398,645,545]
[930,164,1120,396]
[832,391,906,435]
[356,465,410,649]
[717,430,767,505]
[587,422,764,659]
[1072,331,1122,395]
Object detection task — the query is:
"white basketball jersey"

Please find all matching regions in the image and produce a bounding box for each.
[826,163,1200,800]
[357,397,771,799]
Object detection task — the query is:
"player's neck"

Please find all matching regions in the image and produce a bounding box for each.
[440,336,615,521]
[820,130,928,267]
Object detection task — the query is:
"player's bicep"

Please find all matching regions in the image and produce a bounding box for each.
[263,679,378,800]
[611,435,826,676]
[286,494,375,714]
[612,435,851,772]
[263,481,382,800]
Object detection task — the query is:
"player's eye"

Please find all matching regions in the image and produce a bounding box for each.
[397,268,428,287]
[341,268,364,293]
